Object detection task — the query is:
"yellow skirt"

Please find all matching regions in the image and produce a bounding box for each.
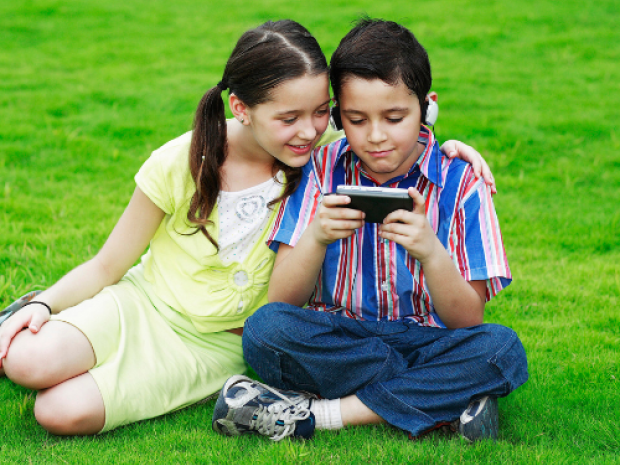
[52,265,245,433]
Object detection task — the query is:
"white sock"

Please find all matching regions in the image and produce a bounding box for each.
[310,398,343,430]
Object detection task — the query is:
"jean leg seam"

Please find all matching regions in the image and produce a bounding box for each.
[244,316,289,355]
[357,382,437,435]
[361,346,402,389]
[487,329,515,363]
[486,330,519,394]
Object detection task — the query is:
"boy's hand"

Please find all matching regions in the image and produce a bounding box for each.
[311,194,365,245]
[379,187,440,263]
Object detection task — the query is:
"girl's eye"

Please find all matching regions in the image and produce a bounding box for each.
[316,109,329,116]
[282,117,297,124]
[349,119,365,125]
[387,117,404,123]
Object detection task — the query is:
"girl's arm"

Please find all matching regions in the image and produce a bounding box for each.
[0,187,164,362]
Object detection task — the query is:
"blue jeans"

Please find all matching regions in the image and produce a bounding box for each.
[243,303,528,437]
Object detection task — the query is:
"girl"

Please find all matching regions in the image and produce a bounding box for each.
[0,20,492,436]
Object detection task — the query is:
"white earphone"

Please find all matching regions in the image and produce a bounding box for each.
[425,97,439,126]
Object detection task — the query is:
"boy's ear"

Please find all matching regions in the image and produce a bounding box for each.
[422,98,429,124]
[229,93,249,125]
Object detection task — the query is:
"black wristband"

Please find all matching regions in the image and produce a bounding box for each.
[21,301,52,315]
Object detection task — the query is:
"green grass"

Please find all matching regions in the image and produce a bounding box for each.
[1,0,619,463]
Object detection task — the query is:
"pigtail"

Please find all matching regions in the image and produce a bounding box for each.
[187,84,228,248]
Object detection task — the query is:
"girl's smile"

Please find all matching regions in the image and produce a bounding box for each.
[286,143,313,155]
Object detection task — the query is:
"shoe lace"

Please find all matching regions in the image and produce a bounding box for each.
[249,384,312,441]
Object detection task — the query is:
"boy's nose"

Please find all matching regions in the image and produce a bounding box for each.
[368,123,387,143]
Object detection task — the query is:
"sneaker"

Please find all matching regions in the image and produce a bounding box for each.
[458,396,499,442]
[212,375,317,441]
[0,291,42,326]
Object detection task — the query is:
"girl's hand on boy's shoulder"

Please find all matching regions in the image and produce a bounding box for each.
[441,140,497,194]
[311,194,365,246]
[379,187,440,263]
[0,304,51,367]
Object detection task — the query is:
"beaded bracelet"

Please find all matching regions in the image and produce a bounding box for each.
[21,301,52,315]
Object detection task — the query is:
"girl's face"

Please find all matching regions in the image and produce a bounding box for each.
[245,74,331,168]
[339,77,424,184]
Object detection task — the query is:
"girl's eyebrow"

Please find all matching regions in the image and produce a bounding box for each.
[275,99,331,115]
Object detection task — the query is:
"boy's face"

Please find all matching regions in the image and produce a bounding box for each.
[339,78,424,184]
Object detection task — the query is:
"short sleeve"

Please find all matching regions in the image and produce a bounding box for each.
[135,150,173,214]
[452,176,512,300]
[267,162,321,252]
[134,132,193,215]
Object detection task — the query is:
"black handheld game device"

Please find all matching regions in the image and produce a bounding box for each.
[335,185,413,223]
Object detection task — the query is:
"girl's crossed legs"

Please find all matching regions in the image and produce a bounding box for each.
[2,267,246,435]
[3,321,104,434]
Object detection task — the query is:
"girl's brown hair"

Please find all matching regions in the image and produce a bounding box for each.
[187,20,328,248]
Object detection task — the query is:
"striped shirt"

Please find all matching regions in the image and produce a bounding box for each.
[268,127,512,327]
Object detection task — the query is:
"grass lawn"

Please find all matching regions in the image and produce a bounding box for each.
[1,0,619,463]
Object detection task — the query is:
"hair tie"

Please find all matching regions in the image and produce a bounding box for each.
[217,80,229,91]
[21,301,52,315]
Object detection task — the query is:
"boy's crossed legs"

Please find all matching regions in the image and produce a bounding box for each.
[214,303,527,441]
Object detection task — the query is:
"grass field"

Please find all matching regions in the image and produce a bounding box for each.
[1,0,619,463]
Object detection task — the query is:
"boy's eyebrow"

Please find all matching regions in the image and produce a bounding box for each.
[342,107,411,115]
[275,99,331,115]
[384,107,411,113]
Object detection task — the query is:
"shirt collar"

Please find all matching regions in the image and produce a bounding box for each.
[334,125,444,188]
[415,126,444,188]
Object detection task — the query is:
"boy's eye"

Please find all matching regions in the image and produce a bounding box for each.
[316,108,329,116]
[349,119,365,125]
[282,117,297,124]
[387,117,404,123]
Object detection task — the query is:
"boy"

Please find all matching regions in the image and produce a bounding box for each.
[212,18,528,442]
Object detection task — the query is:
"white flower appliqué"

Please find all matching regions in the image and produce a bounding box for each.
[236,195,266,223]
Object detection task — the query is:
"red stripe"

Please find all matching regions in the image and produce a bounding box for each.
[268,196,288,243]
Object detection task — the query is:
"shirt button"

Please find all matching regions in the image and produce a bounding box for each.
[233,270,249,287]
[381,281,389,291]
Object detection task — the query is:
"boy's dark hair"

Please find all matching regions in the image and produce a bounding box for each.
[330,18,432,118]
[188,20,328,248]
